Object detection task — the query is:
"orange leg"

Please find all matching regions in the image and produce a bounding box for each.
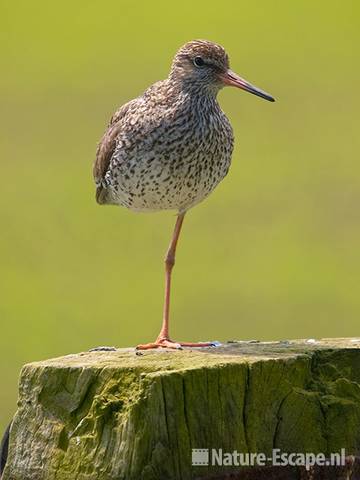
[136,213,215,350]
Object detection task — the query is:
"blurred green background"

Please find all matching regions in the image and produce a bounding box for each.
[0,0,359,432]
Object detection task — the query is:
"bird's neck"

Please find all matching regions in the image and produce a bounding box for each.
[166,77,221,109]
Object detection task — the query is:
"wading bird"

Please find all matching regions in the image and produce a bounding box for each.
[94,40,274,350]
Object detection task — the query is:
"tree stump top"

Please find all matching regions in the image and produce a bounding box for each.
[27,337,360,370]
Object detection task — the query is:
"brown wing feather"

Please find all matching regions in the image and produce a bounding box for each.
[93,100,134,204]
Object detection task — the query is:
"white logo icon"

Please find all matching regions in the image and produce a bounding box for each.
[192,449,209,466]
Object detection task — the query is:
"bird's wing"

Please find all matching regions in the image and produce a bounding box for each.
[93,99,136,202]
[93,100,133,183]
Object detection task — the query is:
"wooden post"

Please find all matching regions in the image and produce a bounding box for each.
[3,338,360,479]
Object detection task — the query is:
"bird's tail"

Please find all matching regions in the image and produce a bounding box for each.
[95,183,118,205]
[95,185,108,205]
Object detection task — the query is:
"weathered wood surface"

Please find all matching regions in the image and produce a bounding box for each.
[3,338,360,480]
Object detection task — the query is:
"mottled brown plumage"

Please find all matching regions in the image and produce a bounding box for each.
[93,40,274,349]
[94,41,234,212]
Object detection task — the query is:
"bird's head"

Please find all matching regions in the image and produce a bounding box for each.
[170,40,274,102]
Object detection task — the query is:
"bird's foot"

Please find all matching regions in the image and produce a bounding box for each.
[136,338,219,350]
[89,346,117,352]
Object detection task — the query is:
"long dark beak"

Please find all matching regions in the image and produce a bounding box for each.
[220,69,275,102]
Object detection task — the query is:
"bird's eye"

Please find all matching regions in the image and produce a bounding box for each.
[193,56,205,68]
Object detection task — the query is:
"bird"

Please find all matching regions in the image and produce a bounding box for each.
[93,40,274,350]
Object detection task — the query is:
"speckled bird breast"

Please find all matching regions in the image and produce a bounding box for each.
[104,85,234,213]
